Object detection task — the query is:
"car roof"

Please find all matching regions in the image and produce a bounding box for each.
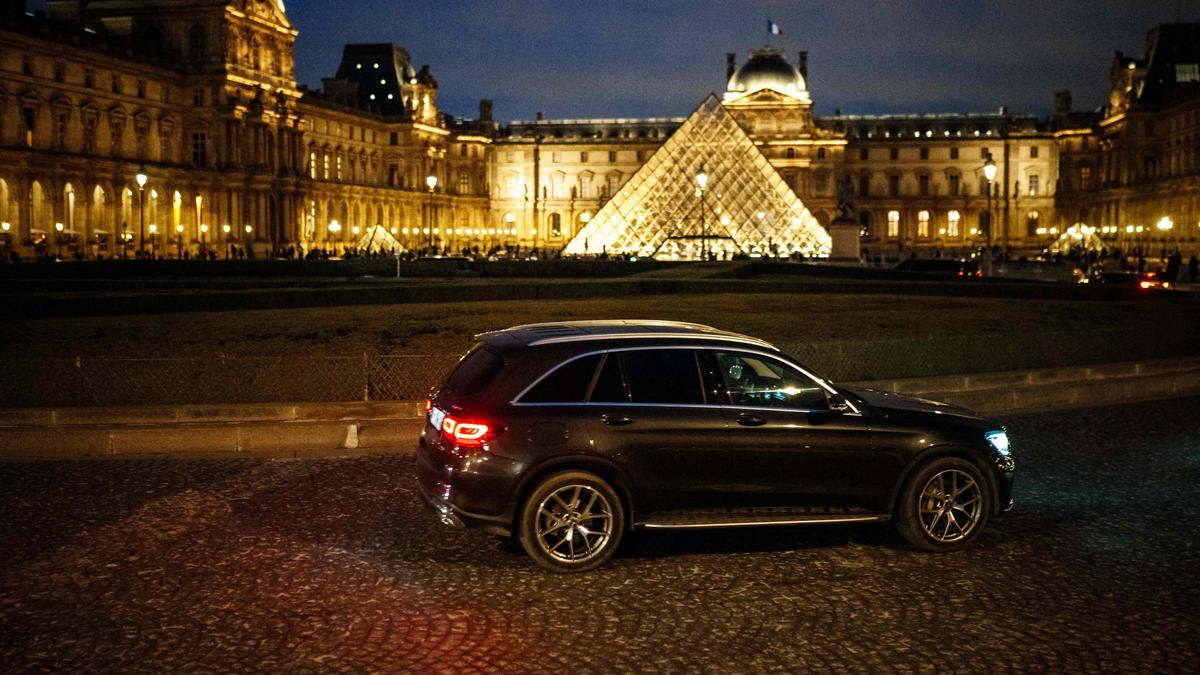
[476,320,779,351]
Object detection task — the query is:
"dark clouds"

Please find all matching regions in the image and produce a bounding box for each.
[296,1,1195,121]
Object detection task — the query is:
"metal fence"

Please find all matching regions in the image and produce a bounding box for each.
[1,327,1194,408]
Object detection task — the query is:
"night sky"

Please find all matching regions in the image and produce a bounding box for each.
[284,0,1195,123]
[28,1,1199,122]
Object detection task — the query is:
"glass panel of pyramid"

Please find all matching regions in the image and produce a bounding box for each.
[564,94,831,259]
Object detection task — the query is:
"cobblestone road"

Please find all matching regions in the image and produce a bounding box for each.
[2,397,1199,672]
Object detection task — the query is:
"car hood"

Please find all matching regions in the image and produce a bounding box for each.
[843,386,981,420]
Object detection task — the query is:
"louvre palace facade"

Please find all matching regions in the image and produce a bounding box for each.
[0,0,1195,260]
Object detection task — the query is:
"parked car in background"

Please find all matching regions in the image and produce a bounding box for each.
[893,259,982,278]
[1083,271,1172,290]
[417,321,1015,572]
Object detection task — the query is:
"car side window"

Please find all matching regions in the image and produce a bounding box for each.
[620,349,704,405]
[588,353,627,403]
[521,354,601,403]
[714,351,828,410]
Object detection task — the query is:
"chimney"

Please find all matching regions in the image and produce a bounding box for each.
[1054,90,1072,116]
[479,99,493,122]
[535,111,544,121]
[798,51,808,80]
[726,53,736,80]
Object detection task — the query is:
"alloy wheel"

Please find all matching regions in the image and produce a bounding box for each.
[918,469,983,543]
[535,484,615,563]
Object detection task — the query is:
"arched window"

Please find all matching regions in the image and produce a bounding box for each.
[948,210,961,237]
[1026,210,1040,236]
[549,213,562,238]
[188,24,208,65]
[887,210,900,238]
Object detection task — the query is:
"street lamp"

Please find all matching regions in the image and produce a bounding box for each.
[199,223,209,255]
[982,154,996,248]
[55,221,64,259]
[426,174,438,253]
[135,167,148,257]
[1,221,9,260]
[695,163,709,261]
[175,224,184,259]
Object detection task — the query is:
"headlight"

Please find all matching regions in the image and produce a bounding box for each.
[985,430,1010,456]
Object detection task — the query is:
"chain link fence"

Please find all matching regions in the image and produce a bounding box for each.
[1,327,1194,408]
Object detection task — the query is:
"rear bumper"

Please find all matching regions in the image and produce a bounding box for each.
[416,431,522,537]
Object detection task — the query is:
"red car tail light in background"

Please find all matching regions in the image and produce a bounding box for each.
[441,415,494,446]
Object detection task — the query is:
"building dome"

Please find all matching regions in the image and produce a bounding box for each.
[726,49,807,97]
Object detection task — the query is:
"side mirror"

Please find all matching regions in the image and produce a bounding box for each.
[828,393,851,413]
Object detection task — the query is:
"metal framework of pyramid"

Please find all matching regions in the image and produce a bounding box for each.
[564,94,831,259]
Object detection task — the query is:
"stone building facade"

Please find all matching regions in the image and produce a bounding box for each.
[0,1,1193,261]
[0,0,492,259]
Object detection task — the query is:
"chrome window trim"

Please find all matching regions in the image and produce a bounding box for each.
[510,344,860,415]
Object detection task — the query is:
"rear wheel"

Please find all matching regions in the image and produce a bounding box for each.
[896,457,991,551]
[518,471,624,573]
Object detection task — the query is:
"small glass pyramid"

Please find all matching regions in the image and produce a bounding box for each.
[564,94,831,259]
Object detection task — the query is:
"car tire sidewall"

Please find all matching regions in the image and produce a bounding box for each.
[897,456,991,552]
[517,470,625,573]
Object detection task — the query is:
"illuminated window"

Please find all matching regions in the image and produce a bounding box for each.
[917,210,930,237]
[887,210,900,238]
[948,210,961,237]
[1028,175,1039,196]
[322,153,330,180]
[336,155,343,181]
[550,212,562,238]
[309,151,317,179]
[457,171,470,195]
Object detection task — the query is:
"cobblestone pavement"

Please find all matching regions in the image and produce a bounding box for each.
[2,397,1199,673]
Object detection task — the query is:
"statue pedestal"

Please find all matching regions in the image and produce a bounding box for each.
[828,218,861,262]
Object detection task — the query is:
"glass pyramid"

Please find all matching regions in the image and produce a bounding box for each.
[564,94,831,259]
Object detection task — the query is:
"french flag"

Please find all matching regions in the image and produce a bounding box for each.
[768,19,783,36]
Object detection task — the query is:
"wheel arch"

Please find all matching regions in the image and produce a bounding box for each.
[508,455,636,533]
[890,444,1001,517]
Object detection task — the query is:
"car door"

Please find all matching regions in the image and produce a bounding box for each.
[713,349,900,511]
[585,348,730,514]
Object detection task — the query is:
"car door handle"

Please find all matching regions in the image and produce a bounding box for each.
[601,414,635,426]
[736,414,767,427]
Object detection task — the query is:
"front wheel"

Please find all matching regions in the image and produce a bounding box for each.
[517,471,624,573]
[896,457,991,551]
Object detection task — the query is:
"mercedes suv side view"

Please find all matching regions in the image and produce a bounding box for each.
[417,320,1015,572]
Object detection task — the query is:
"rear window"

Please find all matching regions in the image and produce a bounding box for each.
[521,354,602,403]
[622,349,704,405]
[443,345,504,395]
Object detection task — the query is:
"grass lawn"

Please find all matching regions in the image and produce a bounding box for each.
[2,291,1194,361]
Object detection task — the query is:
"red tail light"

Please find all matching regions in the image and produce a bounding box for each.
[441,415,494,447]
[425,399,432,413]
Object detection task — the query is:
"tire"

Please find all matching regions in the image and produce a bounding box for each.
[896,456,991,551]
[517,470,625,573]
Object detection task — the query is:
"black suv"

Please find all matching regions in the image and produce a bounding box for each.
[418,321,1015,572]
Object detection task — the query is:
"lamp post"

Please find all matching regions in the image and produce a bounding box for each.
[148,223,157,259]
[425,174,437,253]
[55,221,64,259]
[222,224,231,258]
[199,223,209,258]
[135,167,148,258]
[982,154,996,248]
[1,221,9,260]
[244,224,253,257]
[695,163,709,261]
[175,224,184,259]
